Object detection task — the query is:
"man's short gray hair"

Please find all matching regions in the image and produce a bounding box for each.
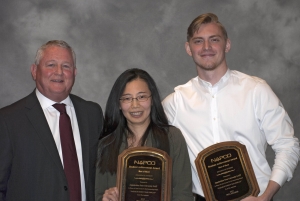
[34,40,76,67]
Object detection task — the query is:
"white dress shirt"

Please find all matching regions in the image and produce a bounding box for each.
[162,69,299,196]
[36,89,86,201]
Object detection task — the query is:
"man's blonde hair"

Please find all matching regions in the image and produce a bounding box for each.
[187,13,228,42]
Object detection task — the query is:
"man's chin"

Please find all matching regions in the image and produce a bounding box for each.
[199,65,217,71]
[46,90,70,102]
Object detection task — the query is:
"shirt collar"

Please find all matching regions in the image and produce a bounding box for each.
[35,89,73,109]
[197,69,231,94]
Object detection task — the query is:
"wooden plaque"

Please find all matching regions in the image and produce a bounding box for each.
[195,141,259,201]
[117,147,172,201]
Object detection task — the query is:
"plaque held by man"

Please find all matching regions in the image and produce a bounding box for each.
[195,141,259,201]
[116,147,172,201]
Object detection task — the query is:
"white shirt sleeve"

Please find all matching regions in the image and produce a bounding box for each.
[254,80,300,186]
[162,92,178,124]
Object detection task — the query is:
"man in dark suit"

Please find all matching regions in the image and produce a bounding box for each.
[0,40,103,201]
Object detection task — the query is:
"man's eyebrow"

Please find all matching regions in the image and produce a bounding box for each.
[191,37,204,41]
[191,35,222,40]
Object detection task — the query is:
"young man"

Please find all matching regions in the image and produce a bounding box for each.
[162,13,299,201]
[0,40,103,201]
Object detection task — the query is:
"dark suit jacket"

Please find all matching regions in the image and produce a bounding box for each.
[0,91,103,201]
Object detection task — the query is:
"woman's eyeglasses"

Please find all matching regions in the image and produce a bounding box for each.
[119,95,152,103]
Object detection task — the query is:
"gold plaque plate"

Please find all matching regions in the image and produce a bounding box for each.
[117,147,172,201]
[195,141,259,201]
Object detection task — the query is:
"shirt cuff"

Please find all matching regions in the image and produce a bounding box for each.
[270,169,288,186]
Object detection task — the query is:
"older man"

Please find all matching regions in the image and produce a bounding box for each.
[0,40,103,201]
[162,13,299,201]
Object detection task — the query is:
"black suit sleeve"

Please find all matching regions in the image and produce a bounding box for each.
[0,113,13,201]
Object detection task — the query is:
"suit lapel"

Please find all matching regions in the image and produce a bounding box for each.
[71,95,90,184]
[25,92,65,173]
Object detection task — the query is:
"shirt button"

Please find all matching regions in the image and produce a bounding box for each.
[64,186,68,191]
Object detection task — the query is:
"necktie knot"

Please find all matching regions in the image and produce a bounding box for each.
[53,103,66,114]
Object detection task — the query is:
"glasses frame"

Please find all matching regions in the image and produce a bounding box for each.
[119,95,152,103]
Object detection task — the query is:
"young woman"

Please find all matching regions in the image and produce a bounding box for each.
[95,68,193,201]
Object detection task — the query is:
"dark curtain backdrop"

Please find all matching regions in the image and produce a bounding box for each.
[1,0,299,200]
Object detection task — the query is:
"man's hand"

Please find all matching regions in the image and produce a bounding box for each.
[241,180,280,201]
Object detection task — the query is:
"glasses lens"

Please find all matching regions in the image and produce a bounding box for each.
[121,97,132,103]
[138,96,146,102]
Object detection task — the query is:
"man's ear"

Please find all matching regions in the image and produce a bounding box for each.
[225,39,231,53]
[74,67,77,76]
[185,42,193,56]
[30,64,37,80]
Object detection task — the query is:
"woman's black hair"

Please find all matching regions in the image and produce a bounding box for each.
[97,68,170,174]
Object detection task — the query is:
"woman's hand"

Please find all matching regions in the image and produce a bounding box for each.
[102,187,119,201]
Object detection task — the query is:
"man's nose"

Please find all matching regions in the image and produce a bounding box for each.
[55,65,63,74]
[203,40,211,50]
